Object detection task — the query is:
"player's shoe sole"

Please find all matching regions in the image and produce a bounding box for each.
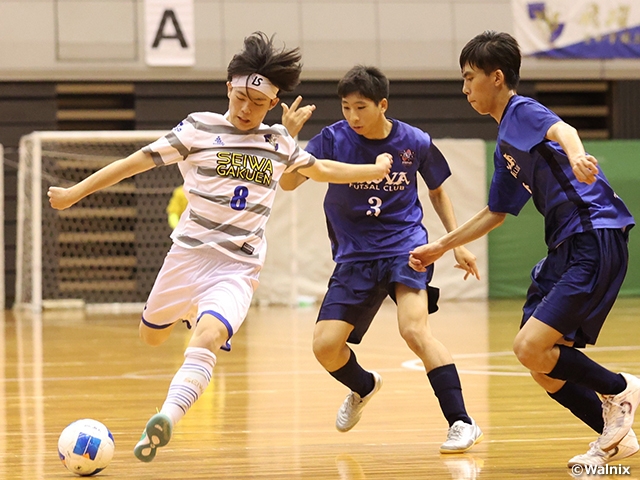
[133,412,173,463]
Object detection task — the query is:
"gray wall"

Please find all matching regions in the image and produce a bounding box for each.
[3,0,639,81]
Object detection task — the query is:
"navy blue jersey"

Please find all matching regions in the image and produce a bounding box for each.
[306,119,451,262]
[490,95,634,249]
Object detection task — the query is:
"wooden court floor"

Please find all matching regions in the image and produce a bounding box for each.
[2,297,640,479]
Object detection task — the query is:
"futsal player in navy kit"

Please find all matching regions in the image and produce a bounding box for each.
[409,31,640,467]
[281,65,484,453]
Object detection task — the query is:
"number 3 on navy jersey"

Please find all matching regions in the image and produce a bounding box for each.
[231,186,249,211]
[367,196,382,217]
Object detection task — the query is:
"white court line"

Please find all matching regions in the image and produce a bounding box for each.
[3,345,639,382]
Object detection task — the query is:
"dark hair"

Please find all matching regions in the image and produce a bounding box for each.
[227,32,303,93]
[459,31,521,89]
[337,65,389,104]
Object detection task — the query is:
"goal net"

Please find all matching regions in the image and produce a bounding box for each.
[16,131,181,311]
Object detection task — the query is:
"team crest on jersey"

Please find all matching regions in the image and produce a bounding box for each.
[214,136,224,146]
[399,149,415,166]
[264,134,279,151]
[503,153,520,177]
[503,153,531,194]
[173,121,184,132]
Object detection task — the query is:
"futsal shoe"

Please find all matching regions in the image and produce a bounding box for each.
[335,371,383,432]
[133,412,173,462]
[600,372,640,451]
[440,417,484,453]
[568,428,639,467]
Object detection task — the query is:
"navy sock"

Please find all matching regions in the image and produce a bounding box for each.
[548,382,604,433]
[547,345,626,395]
[427,364,472,427]
[329,349,374,398]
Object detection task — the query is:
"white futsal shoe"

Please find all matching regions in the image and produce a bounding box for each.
[599,373,640,451]
[568,428,639,468]
[335,371,383,432]
[440,417,484,453]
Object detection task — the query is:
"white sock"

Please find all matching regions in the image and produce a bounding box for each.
[160,346,217,426]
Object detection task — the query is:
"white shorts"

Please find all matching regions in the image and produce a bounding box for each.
[142,244,261,350]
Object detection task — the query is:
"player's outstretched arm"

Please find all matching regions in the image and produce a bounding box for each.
[546,121,598,184]
[281,95,316,138]
[427,185,479,279]
[48,149,156,210]
[299,153,392,184]
[409,207,506,272]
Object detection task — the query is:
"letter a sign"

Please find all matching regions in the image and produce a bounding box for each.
[145,0,195,66]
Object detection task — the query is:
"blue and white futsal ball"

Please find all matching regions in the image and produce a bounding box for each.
[58,419,115,476]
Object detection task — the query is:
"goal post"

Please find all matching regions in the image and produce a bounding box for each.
[0,144,4,311]
[15,131,180,312]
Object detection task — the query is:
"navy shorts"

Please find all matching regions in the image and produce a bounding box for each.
[317,255,440,344]
[521,228,629,348]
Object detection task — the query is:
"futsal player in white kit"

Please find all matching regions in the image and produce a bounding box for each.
[48,32,392,463]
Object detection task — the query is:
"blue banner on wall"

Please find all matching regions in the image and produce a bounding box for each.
[513,1,640,58]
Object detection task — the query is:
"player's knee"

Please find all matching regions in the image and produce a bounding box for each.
[312,334,340,363]
[399,324,427,351]
[191,326,227,351]
[513,336,542,370]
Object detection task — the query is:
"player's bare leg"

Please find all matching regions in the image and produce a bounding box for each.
[313,320,353,372]
[138,321,177,347]
[396,284,482,453]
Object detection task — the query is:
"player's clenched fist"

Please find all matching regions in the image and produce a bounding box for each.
[375,153,393,178]
[48,186,76,211]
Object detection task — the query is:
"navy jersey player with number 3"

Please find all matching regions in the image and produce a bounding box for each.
[281,65,483,453]
[48,32,392,463]
[409,31,640,468]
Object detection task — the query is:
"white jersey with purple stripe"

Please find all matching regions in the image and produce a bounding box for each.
[143,111,316,266]
[305,119,451,263]
[490,95,634,249]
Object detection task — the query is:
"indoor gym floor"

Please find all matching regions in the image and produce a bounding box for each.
[2,297,639,479]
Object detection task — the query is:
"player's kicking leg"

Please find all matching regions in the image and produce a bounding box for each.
[133,316,221,462]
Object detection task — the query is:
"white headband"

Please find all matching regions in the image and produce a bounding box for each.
[230,74,279,99]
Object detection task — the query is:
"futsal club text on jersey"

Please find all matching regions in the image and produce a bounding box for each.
[349,171,410,191]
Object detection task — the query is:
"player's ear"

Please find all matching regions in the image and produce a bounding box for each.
[493,69,505,86]
[379,98,389,113]
[226,82,233,98]
[268,97,279,110]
